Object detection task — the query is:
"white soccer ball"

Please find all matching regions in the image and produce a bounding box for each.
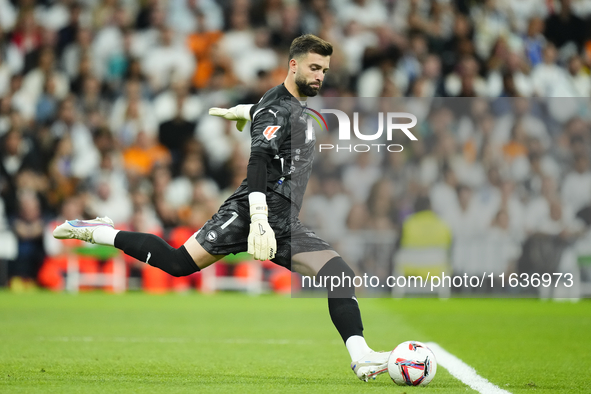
[388,341,437,386]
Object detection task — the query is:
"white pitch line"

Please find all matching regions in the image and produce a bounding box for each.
[426,342,511,394]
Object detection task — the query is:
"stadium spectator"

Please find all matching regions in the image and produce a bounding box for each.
[531,43,578,97]
[8,189,45,291]
[342,151,381,203]
[122,130,171,179]
[61,27,95,81]
[430,166,460,219]
[544,0,587,52]
[92,4,129,81]
[55,1,85,56]
[50,96,100,179]
[337,203,370,272]
[482,209,521,277]
[498,180,526,242]
[21,46,69,103]
[366,179,399,231]
[87,175,133,225]
[337,0,388,29]
[0,50,11,97]
[444,55,487,96]
[150,164,178,228]
[502,121,528,163]
[499,0,548,35]
[10,10,42,73]
[164,152,216,211]
[0,0,17,33]
[153,78,203,124]
[523,16,546,67]
[414,54,444,97]
[219,5,255,71]
[561,155,591,214]
[76,75,109,124]
[471,0,511,60]
[269,3,304,49]
[439,12,474,75]
[234,27,278,85]
[186,11,223,90]
[567,54,591,96]
[492,98,550,148]
[304,176,352,242]
[35,74,61,123]
[195,107,248,171]
[0,128,41,213]
[156,88,199,170]
[395,195,452,280]
[140,27,195,92]
[167,0,223,34]
[109,79,157,147]
[90,150,129,201]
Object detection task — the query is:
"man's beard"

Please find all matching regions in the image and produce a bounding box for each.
[295,74,321,97]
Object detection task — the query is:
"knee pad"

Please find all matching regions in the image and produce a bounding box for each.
[163,245,200,277]
[317,256,356,298]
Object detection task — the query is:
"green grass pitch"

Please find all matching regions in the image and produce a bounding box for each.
[1,292,590,393]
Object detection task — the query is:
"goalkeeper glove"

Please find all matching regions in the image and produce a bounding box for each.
[209,104,253,132]
[248,192,277,261]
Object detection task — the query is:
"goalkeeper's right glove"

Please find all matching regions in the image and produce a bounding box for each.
[209,104,253,132]
[247,192,277,261]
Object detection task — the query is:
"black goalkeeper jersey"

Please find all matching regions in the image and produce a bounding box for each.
[243,83,315,212]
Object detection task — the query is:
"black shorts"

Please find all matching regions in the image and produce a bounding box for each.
[195,185,333,269]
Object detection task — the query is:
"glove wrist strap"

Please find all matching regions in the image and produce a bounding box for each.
[249,192,268,218]
[251,213,268,221]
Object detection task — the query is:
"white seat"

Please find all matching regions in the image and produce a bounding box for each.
[65,253,126,293]
[200,260,264,295]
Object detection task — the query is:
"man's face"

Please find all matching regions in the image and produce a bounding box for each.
[294,52,330,97]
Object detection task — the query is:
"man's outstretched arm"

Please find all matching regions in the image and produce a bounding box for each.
[210,103,283,261]
[209,104,253,131]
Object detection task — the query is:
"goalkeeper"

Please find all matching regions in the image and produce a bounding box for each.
[53,34,389,381]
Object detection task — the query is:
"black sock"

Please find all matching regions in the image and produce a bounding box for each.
[317,256,364,343]
[114,231,200,277]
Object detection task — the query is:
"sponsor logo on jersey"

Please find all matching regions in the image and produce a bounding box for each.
[263,125,280,140]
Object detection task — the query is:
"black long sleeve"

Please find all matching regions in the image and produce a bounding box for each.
[247,149,273,193]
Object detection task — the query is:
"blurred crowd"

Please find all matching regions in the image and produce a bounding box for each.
[1,0,591,292]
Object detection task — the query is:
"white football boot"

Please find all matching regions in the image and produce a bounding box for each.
[53,217,114,244]
[351,350,390,382]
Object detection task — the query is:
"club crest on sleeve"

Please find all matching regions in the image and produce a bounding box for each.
[263,125,280,140]
[206,230,218,242]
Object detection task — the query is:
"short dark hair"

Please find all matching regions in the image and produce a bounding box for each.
[289,34,333,60]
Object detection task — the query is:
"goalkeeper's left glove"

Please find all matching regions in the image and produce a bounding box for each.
[209,104,253,132]
[247,192,277,261]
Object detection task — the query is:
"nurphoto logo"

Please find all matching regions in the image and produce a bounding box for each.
[308,109,418,153]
